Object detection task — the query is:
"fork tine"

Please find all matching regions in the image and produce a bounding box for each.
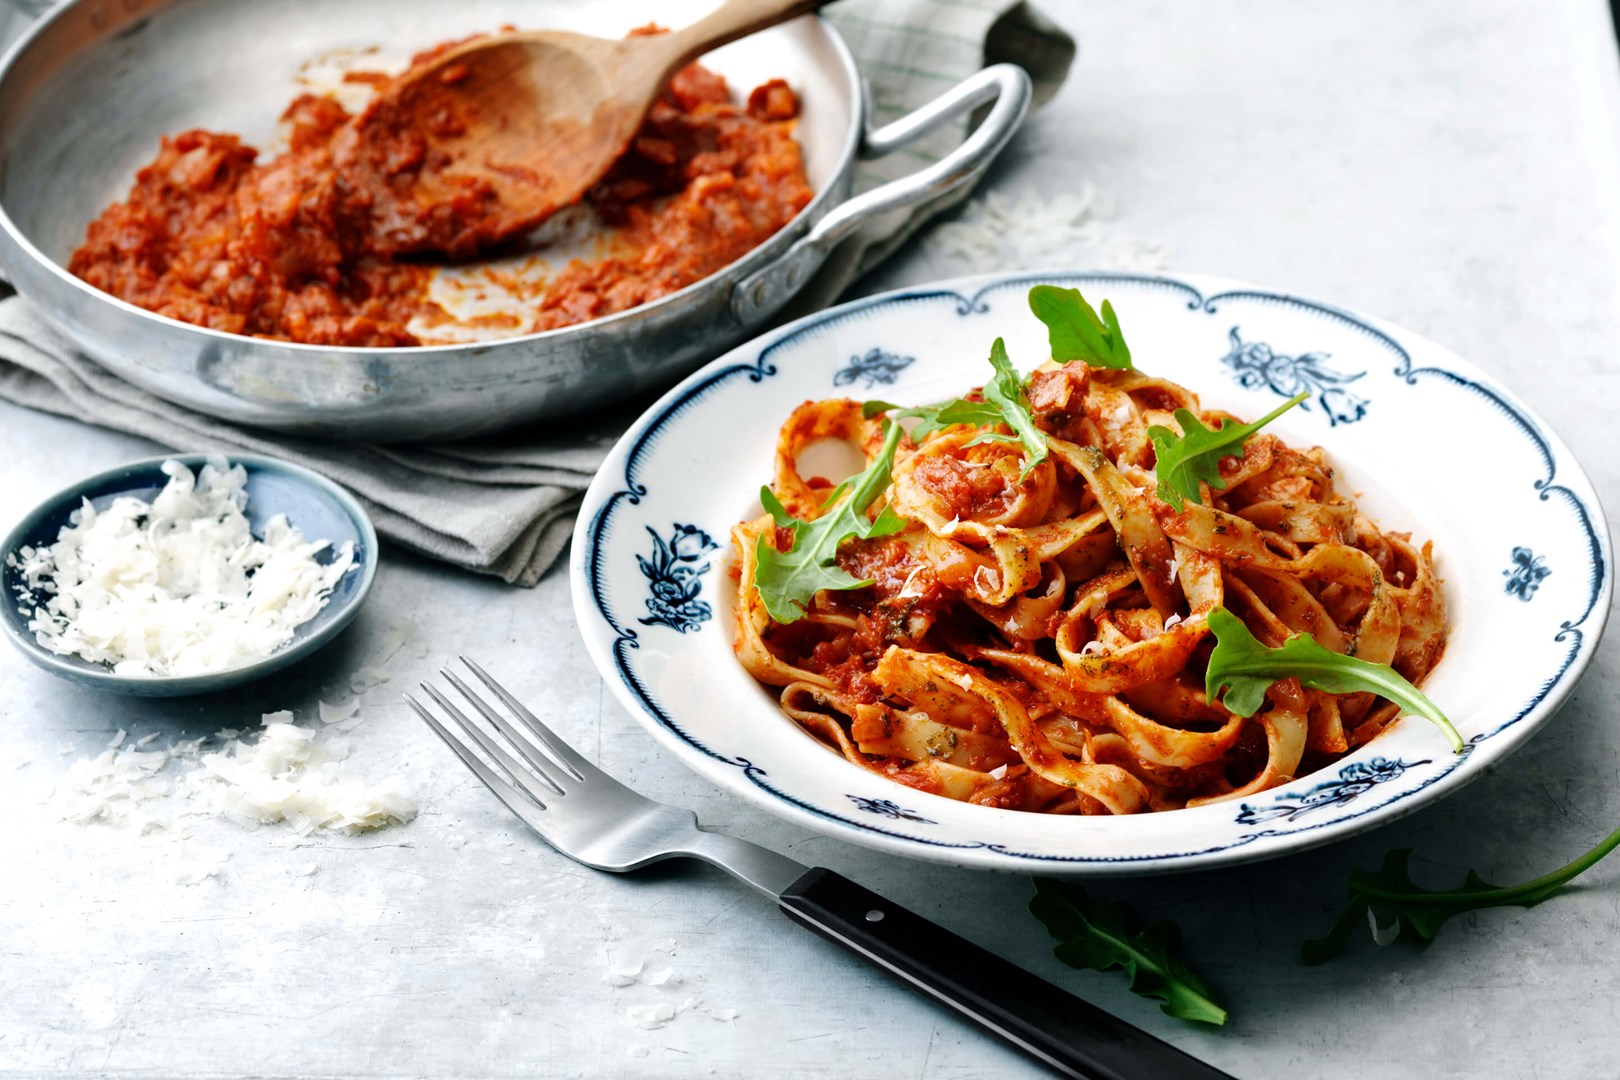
[419,682,564,803]
[404,693,552,836]
[460,656,591,782]
[441,667,577,795]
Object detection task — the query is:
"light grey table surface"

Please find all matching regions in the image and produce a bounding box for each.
[4,2,1620,1078]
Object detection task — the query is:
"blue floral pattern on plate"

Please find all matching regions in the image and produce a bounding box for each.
[1236,757,1430,825]
[833,347,914,389]
[637,524,719,633]
[847,795,938,824]
[1504,546,1552,601]
[1219,326,1368,424]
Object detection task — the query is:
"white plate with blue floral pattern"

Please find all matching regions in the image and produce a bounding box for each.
[569,271,1613,875]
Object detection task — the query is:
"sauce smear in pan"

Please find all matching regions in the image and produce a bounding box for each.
[67,37,813,347]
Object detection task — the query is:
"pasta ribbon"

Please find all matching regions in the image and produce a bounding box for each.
[732,371,1446,816]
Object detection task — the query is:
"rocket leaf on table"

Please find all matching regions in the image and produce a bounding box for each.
[1147,391,1308,511]
[1204,607,1463,752]
[1303,823,1620,964]
[1029,878,1229,1026]
[753,420,907,623]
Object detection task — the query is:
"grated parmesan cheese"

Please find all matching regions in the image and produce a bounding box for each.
[7,458,355,677]
[55,711,415,836]
[56,744,175,829]
[1367,907,1401,947]
[318,699,359,725]
[174,863,222,886]
[897,564,927,600]
[627,1002,677,1030]
[349,666,390,695]
[604,957,644,988]
[190,720,415,834]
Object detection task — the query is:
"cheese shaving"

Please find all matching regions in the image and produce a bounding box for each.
[318,699,359,725]
[1368,907,1401,946]
[7,458,355,677]
[191,721,415,834]
[55,711,416,836]
[56,745,175,828]
[626,1002,677,1030]
[349,666,390,695]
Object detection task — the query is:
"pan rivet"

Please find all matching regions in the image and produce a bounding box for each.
[864,908,884,923]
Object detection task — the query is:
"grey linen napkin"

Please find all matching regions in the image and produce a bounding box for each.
[0,0,1073,586]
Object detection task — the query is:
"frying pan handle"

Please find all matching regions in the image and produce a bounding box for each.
[730,62,1031,324]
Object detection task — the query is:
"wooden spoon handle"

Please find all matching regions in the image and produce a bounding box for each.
[666,0,830,65]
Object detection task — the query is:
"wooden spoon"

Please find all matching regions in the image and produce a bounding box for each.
[341,0,827,258]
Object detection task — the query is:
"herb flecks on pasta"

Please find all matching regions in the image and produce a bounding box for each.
[732,287,1449,815]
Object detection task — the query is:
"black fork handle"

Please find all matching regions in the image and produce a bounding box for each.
[778,868,1239,1080]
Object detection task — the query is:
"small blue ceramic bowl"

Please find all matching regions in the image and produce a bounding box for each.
[0,453,377,697]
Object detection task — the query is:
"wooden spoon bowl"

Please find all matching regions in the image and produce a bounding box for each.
[342,0,824,258]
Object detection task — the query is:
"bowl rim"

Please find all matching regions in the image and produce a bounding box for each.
[0,451,379,694]
[0,3,863,356]
[569,267,1616,874]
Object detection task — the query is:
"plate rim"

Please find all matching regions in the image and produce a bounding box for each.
[569,268,1615,875]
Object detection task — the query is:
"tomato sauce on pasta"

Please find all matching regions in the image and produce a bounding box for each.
[732,362,1447,815]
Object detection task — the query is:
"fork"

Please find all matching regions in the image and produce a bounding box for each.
[405,658,1237,1080]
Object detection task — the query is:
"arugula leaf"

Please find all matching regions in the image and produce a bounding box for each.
[1030,878,1229,1025]
[1028,285,1133,369]
[863,338,1048,477]
[864,396,1003,442]
[974,337,1048,475]
[1204,607,1463,752]
[1147,391,1309,511]
[753,420,908,623]
[1302,824,1620,964]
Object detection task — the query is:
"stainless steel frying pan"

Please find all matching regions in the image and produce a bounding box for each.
[0,0,1028,441]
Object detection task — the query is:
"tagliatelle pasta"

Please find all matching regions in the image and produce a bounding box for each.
[730,350,1447,815]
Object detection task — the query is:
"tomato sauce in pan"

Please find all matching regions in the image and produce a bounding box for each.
[67,40,814,347]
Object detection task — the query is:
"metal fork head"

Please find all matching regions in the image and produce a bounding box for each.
[404,657,703,873]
